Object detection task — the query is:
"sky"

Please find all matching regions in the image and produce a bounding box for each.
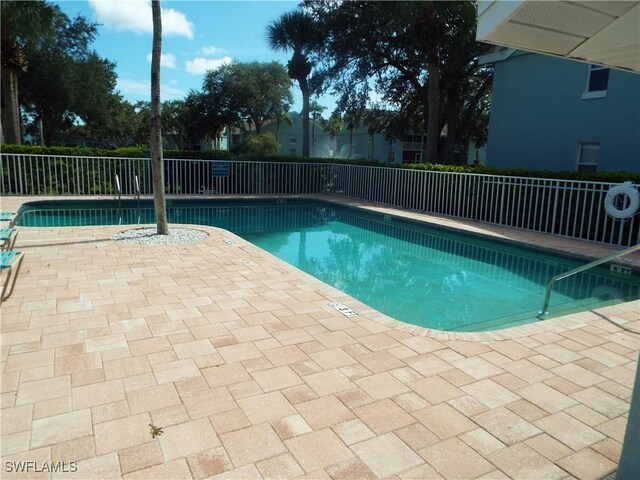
[53,0,335,113]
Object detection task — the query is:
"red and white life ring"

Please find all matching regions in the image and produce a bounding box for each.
[604,182,640,219]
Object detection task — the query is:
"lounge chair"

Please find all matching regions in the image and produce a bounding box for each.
[0,228,18,251]
[0,212,16,226]
[1,251,24,304]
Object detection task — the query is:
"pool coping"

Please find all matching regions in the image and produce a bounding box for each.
[5,194,639,343]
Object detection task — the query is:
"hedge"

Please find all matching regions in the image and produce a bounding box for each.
[2,144,638,184]
[0,144,231,160]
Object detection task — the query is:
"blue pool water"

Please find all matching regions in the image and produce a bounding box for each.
[16,199,640,331]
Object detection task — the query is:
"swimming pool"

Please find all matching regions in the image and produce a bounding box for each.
[16,198,640,331]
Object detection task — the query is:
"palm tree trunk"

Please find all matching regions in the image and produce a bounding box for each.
[1,67,21,145]
[151,0,168,234]
[300,79,310,158]
[426,58,440,163]
[444,101,457,164]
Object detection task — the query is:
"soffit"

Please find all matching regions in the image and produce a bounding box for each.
[477,1,640,72]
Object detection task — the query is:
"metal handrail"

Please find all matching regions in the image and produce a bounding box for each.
[134,175,141,200]
[114,174,122,208]
[539,243,640,316]
[134,175,141,223]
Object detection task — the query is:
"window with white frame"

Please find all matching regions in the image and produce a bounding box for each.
[582,65,609,99]
[577,142,599,171]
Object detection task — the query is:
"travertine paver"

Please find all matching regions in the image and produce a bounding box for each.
[350,432,423,477]
[0,195,638,479]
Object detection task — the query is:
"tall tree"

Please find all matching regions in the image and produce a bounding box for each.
[309,1,490,163]
[184,90,231,148]
[1,0,56,144]
[309,100,325,157]
[150,0,168,234]
[273,104,293,143]
[13,5,118,145]
[267,10,323,158]
[198,62,292,134]
[321,113,342,156]
[162,100,189,149]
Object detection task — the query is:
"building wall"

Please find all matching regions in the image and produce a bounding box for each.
[486,52,640,172]
[263,113,401,164]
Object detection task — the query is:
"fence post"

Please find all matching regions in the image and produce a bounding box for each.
[551,181,561,235]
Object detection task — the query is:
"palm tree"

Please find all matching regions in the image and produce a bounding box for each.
[150,0,168,234]
[321,113,342,157]
[1,1,56,144]
[309,101,325,157]
[267,10,323,158]
[274,104,292,143]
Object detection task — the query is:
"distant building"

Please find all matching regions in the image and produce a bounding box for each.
[262,112,482,165]
[262,112,399,163]
[481,49,640,172]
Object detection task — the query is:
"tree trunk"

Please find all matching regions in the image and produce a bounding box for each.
[311,118,315,157]
[300,79,310,158]
[444,101,457,164]
[426,58,440,163]
[151,0,168,234]
[1,67,22,144]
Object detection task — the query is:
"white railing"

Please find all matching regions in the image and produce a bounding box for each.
[1,153,638,246]
[323,164,639,246]
[0,154,327,196]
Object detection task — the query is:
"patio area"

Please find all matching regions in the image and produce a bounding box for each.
[1,196,638,480]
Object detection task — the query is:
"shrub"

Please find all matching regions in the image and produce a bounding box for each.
[0,144,230,160]
[239,133,280,156]
[2,143,637,183]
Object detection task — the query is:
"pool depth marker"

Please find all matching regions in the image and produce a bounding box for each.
[328,302,359,318]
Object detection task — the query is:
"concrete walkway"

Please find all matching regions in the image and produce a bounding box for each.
[1,196,638,479]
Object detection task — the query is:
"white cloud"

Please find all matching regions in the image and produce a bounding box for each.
[117,78,185,100]
[185,56,233,75]
[201,45,227,56]
[146,53,177,69]
[89,0,194,39]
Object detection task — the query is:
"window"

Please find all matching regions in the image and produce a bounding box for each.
[582,65,609,99]
[577,142,599,171]
[402,150,422,163]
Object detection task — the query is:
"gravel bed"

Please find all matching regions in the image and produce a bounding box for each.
[112,227,209,245]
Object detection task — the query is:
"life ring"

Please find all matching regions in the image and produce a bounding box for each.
[604,182,640,219]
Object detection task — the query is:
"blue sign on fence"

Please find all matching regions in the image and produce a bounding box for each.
[212,161,230,177]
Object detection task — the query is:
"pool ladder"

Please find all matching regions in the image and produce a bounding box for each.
[538,243,640,317]
[114,174,142,222]
[114,175,141,202]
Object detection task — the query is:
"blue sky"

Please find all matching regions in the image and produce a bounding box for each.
[54,0,334,113]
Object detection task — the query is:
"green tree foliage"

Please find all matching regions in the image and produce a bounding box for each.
[191,62,292,140]
[1,0,57,144]
[82,99,151,148]
[273,104,293,143]
[162,100,189,149]
[17,5,117,145]
[240,132,280,155]
[308,0,492,163]
[321,113,342,155]
[267,10,324,157]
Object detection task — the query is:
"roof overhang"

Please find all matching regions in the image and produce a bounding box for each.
[476,1,640,72]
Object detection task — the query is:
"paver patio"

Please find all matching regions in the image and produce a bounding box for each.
[1,196,638,479]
